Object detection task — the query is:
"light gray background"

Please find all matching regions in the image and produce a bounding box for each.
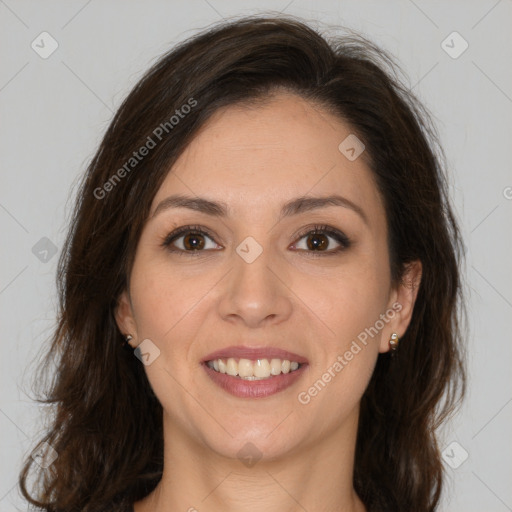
[1,1,511,511]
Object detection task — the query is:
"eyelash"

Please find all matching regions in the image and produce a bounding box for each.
[161,224,351,258]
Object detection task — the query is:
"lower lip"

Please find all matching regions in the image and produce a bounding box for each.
[202,362,308,399]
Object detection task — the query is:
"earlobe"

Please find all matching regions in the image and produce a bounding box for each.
[114,290,138,346]
[379,260,422,353]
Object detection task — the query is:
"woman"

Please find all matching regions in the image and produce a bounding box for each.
[20,15,466,512]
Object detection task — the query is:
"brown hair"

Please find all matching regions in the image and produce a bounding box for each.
[19,14,466,512]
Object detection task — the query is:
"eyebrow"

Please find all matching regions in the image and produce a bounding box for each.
[151,193,368,225]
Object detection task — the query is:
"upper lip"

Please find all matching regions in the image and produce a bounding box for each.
[202,345,309,364]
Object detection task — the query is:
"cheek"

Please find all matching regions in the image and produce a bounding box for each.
[294,256,389,342]
[129,253,214,340]
[294,272,385,422]
[291,255,389,403]
[127,256,215,411]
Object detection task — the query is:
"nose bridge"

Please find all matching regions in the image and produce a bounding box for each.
[234,233,278,298]
[217,233,292,326]
[235,234,274,289]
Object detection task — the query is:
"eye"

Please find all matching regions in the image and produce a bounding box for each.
[161,223,351,257]
[291,224,351,256]
[162,225,221,255]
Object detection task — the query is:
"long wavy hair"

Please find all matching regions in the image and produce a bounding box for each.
[19,14,466,512]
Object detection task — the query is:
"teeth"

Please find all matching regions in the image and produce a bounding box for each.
[254,358,270,377]
[206,357,302,380]
[238,358,253,377]
[226,358,238,376]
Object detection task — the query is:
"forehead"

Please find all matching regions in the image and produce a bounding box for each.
[151,92,384,221]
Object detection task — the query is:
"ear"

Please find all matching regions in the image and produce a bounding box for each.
[114,290,138,348]
[379,260,422,353]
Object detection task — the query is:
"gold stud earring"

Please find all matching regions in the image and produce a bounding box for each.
[389,333,399,351]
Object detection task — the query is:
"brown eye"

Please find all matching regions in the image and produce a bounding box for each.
[163,225,220,255]
[305,232,329,251]
[292,225,350,255]
[182,232,206,250]
[162,224,350,257]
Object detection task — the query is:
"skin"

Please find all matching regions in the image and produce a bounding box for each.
[116,91,421,512]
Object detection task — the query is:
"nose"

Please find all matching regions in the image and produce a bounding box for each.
[216,242,293,329]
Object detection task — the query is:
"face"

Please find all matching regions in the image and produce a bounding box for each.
[116,91,419,461]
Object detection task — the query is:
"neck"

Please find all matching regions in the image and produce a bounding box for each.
[134,405,366,512]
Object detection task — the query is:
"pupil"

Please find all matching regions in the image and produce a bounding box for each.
[307,234,327,250]
[184,233,204,250]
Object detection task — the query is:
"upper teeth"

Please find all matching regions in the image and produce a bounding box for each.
[207,358,300,379]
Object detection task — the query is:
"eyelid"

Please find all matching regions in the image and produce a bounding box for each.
[161,224,220,255]
[292,224,350,246]
[161,223,351,256]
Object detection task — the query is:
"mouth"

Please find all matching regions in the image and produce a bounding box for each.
[201,346,309,399]
[205,357,304,380]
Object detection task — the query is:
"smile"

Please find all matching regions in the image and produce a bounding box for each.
[206,357,302,380]
[202,358,308,399]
